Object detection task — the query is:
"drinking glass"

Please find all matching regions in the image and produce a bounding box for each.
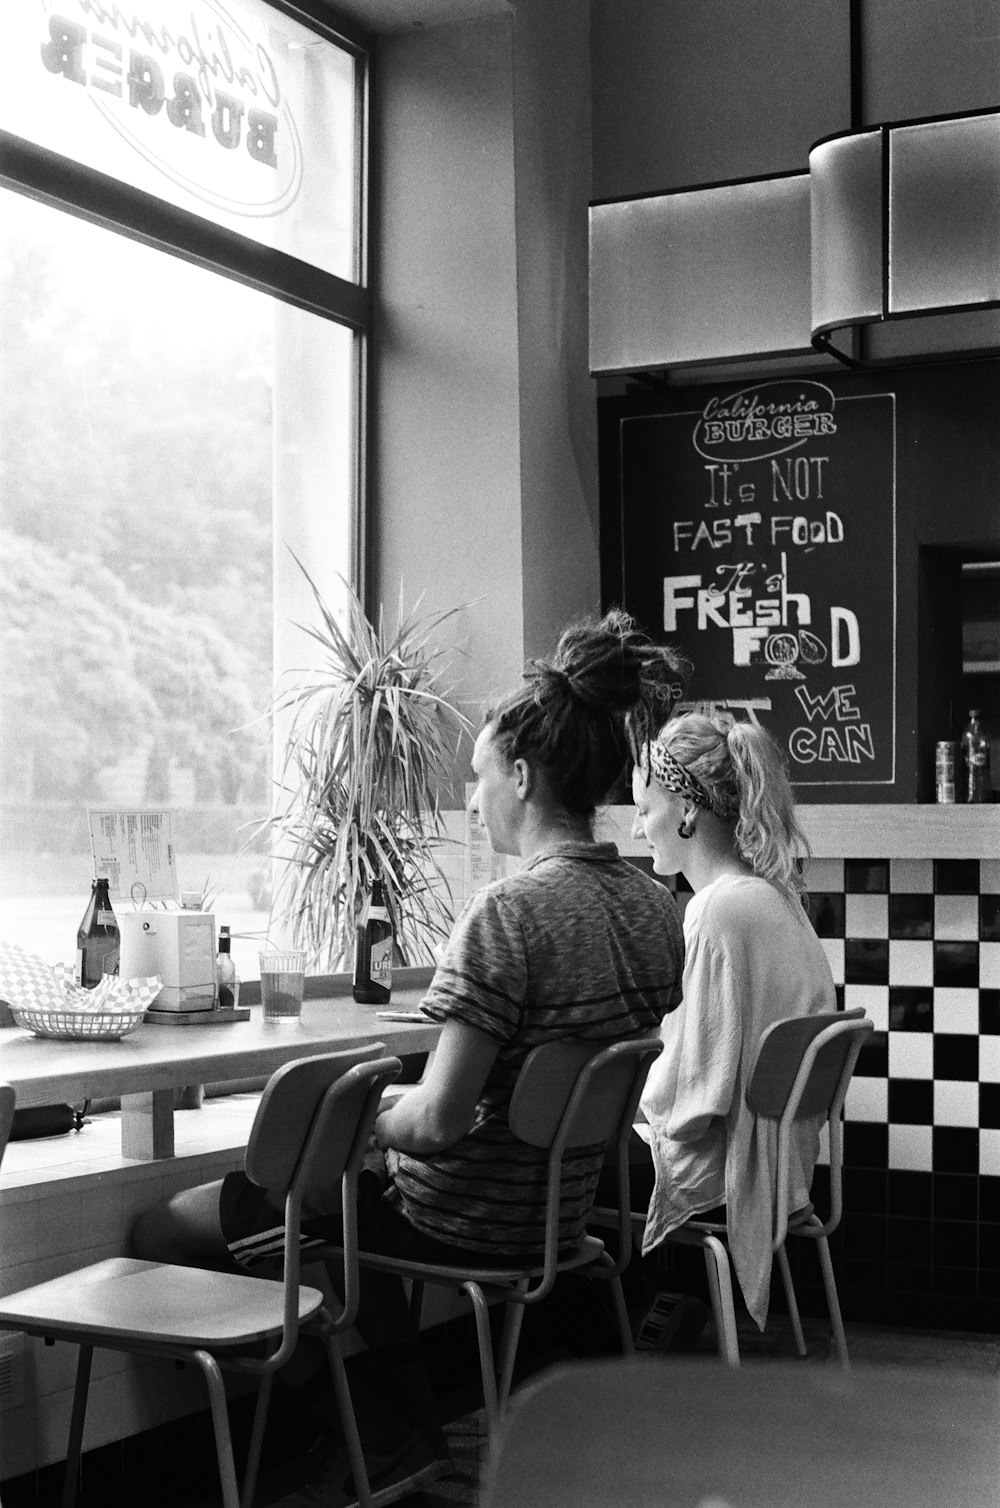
[258,949,307,1023]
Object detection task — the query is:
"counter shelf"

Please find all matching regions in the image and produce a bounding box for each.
[604,803,1000,860]
[0,969,440,1162]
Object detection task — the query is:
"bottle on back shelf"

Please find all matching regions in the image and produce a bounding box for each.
[961,708,992,804]
[215,925,239,1012]
[76,877,120,989]
[353,878,393,1004]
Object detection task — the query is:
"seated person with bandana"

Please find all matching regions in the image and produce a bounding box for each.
[619,710,836,1349]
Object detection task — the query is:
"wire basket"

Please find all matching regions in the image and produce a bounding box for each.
[10,1005,148,1042]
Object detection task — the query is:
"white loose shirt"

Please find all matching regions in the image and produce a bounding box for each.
[638,872,836,1329]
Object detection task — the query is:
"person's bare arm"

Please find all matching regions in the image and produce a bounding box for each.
[373,1018,501,1154]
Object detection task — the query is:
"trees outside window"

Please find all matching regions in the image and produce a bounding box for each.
[0,1,368,977]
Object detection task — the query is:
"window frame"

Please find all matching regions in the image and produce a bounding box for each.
[0,0,373,583]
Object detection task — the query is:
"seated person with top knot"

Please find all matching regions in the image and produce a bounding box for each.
[132,609,688,1508]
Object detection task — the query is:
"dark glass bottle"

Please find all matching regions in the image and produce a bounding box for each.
[216,926,239,1011]
[76,878,120,989]
[353,879,393,1004]
[961,708,992,804]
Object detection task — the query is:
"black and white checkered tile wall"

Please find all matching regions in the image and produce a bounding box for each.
[649,855,1000,1327]
[799,856,1000,1326]
[805,858,1000,1173]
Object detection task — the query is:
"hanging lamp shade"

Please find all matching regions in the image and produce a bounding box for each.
[810,109,1000,367]
[588,173,814,376]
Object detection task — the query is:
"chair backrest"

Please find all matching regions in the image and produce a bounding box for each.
[746,1008,872,1246]
[243,1046,402,1361]
[0,1084,14,1170]
[508,1035,662,1290]
[246,1043,394,1194]
[509,1038,658,1150]
[747,1008,870,1123]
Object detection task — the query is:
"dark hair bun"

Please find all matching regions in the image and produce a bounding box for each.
[488,609,688,818]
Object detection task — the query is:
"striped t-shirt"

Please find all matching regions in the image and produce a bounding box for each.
[387,840,684,1258]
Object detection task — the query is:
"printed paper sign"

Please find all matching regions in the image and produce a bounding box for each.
[87,808,178,903]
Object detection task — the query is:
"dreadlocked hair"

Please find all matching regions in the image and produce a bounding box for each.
[486,609,689,821]
[658,712,810,905]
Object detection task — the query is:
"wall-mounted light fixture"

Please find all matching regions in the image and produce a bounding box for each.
[589,107,1000,379]
[589,172,815,378]
[810,108,1000,368]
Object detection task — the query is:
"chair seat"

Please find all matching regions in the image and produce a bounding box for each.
[352,1233,608,1289]
[0,1256,325,1349]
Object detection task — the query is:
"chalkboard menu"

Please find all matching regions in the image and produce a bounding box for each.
[618,380,896,789]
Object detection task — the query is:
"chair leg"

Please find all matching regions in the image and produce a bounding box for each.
[408,1278,425,1326]
[323,1332,374,1508]
[776,1244,807,1358]
[815,1232,850,1372]
[461,1281,500,1432]
[701,1237,740,1369]
[60,1345,93,1508]
[239,1372,274,1508]
[608,1273,635,1357]
[194,1350,241,1508]
[495,1294,527,1415]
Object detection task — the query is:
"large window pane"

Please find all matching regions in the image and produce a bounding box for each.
[3,0,359,281]
[0,188,356,982]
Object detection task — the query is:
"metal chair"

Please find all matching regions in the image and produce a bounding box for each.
[647,1008,872,1369]
[0,1047,401,1508]
[335,1034,662,1436]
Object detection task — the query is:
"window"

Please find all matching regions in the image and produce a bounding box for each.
[0,0,369,982]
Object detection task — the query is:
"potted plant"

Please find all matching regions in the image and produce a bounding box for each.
[263,561,472,972]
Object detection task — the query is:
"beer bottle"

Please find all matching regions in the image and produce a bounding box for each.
[76,878,120,989]
[353,879,393,1004]
[961,709,992,804]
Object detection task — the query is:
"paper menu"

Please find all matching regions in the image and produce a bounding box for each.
[87,809,178,903]
[463,782,505,894]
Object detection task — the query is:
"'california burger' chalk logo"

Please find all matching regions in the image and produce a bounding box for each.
[694,380,838,464]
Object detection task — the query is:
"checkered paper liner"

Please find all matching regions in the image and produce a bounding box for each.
[0,942,161,1041]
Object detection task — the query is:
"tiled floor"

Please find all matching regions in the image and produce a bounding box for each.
[715,1310,1000,1371]
[6,1313,997,1506]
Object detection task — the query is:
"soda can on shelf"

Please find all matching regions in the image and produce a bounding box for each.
[935,740,958,804]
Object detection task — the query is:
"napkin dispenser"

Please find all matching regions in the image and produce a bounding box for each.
[119,911,216,1012]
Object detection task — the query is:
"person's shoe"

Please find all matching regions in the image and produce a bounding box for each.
[634,1291,709,1353]
[261,1436,353,1508]
[344,1428,448,1505]
[265,1428,447,1508]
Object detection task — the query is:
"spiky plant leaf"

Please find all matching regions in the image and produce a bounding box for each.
[260,561,472,971]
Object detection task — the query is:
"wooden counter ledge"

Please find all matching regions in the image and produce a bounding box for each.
[0,968,441,1162]
[603,804,1000,861]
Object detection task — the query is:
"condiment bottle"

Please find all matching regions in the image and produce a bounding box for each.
[935,740,959,804]
[216,925,239,1011]
[353,879,393,1004]
[76,877,120,989]
[961,709,992,804]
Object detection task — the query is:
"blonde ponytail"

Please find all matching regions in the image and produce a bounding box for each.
[657,714,808,904]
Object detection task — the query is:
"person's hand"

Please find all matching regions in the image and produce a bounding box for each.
[358,1144,389,1209]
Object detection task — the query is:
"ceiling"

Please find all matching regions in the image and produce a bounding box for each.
[315,0,513,35]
